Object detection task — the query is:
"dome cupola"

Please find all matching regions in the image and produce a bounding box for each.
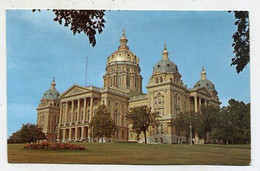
[194,66,215,91]
[153,44,178,73]
[103,29,143,95]
[42,78,60,100]
[106,29,139,65]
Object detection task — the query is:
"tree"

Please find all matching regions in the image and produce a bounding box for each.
[230,11,249,73]
[33,10,106,46]
[197,105,220,143]
[89,105,116,142]
[172,111,201,143]
[226,99,250,144]
[210,106,233,144]
[211,99,250,144]
[126,105,159,144]
[8,123,45,143]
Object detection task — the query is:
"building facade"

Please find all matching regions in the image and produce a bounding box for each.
[37,30,221,144]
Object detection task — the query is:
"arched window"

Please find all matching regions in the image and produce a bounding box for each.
[117,76,121,87]
[127,77,130,87]
[156,77,159,83]
[114,110,118,125]
[160,137,163,143]
[133,76,135,87]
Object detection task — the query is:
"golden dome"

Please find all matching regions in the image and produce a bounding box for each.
[107,29,139,65]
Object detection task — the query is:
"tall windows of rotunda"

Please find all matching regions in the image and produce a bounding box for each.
[114,75,116,86]
[114,110,118,125]
[133,76,135,88]
[117,76,121,87]
[127,77,130,87]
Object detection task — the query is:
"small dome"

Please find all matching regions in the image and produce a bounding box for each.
[153,44,178,73]
[42,78,60,100]
[153,60,178,73]
[194,66,215,91]
[194,79,215,91]
[42,89,60,100]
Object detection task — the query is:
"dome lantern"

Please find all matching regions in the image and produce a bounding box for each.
[51,77,56,90]
[201,65,206,80]
[118,28,129,50]
[162,44,169,60]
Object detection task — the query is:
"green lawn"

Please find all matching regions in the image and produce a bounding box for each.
[8,143,250,165]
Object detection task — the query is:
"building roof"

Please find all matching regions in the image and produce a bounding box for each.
[107,29,139,65]
[153,44,178,73]
[42,78,60,100]
[193,66,215,91]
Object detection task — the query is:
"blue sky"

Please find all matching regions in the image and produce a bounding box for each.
[7,10,250,136]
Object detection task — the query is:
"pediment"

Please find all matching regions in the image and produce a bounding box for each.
[60,85,89,98]
[196,87,211,97]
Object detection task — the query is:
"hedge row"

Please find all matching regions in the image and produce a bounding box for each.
[24,142,86,150]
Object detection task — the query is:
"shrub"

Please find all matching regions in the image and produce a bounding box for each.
[24,142,86,150]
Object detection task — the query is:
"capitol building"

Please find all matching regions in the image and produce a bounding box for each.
[36,30,221,144]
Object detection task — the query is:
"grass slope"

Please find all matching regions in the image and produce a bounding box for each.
[8,143,250,165]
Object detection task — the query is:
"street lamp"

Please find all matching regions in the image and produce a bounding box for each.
[190,125,192,145]
[92,126,94,143]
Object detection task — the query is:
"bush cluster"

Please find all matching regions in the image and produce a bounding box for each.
[24,142,86,150]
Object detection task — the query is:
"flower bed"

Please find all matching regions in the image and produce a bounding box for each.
[24,142,86,150]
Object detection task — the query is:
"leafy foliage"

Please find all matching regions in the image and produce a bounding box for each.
[33,10,106,46]
[230,11,250,73]
[89,105,116,142]
[8,123,46,143]
[173,99,250,144]
[126,105,159,143]
[211,99,250,144]
[172,112,200,141]
[197,106,220,142]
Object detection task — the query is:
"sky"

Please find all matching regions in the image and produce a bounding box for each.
[6,10,250,136]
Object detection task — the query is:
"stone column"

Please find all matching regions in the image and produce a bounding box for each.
[64,101,68,126]
[81,126,85,140]
[199,97,202,113]
[59,102,63,126]
[62,129,66,142]
[90,97,93,122]
[71,100,74,125]
[77,99,80,124]
[194,96,198,113]
[82,98,86,123]
[75,127,78,141]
